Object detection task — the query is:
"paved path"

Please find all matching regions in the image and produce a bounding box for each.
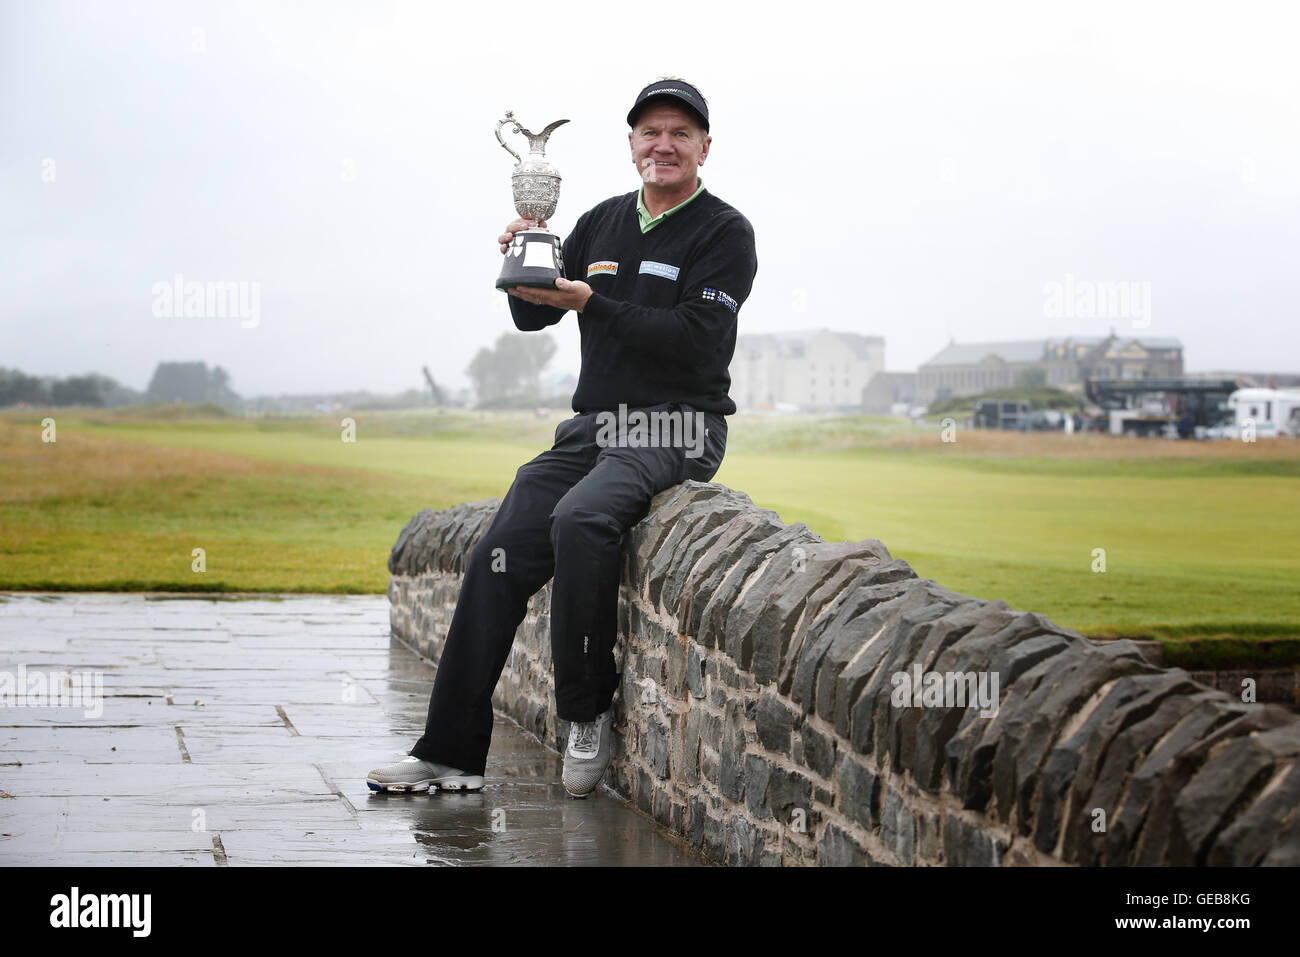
[0,593,704,866]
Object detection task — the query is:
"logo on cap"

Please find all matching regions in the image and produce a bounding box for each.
[648,86,694,99]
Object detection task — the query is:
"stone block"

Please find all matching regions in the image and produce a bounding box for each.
[943,812,1004,866]
[817,823,868,866]
[687,643,705,698]
[767,766,813,825]
[646,715,670,779]
[755,692,796,753]
[725,814,764,866]
[882,785,916,866]
[835,755,880,832]
[801,723,837,779]
[743,753,771,817]
[718,699,747,802]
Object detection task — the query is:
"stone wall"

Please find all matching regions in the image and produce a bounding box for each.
[387,482,1300,866]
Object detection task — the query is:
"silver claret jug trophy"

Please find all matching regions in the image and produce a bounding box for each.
[495,111,570,290]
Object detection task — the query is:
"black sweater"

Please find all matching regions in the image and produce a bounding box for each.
[508,188,757,415]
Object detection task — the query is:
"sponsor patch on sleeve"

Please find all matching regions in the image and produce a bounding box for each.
[702,287,739,313]
[638,261,680,281]
[587,261,618,278]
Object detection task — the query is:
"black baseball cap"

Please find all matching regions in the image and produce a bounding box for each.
[627,79,710,132]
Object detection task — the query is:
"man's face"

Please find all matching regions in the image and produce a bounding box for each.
[628,102,711,191]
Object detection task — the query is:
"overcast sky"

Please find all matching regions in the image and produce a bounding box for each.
[3,0,1297,398]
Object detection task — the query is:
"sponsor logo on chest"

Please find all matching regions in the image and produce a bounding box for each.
[586,261,618,278]
[638,260,680,281]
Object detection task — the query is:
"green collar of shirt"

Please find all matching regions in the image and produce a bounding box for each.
[636,178,705,233]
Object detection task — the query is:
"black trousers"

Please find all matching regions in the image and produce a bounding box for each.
[410,401,727,775]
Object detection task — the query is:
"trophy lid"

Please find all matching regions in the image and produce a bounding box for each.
[496,113,569,164]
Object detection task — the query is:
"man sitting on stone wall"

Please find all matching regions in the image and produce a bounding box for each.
[368,78,758,797]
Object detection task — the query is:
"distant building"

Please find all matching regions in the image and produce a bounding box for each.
[729,329,885,411]
[861,371,917,414]
[917,333,1183,404]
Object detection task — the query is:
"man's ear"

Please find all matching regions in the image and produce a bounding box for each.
[700,134,712,164]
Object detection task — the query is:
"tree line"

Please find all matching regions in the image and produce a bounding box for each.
[2,331,562,410]
[0,362,240,409]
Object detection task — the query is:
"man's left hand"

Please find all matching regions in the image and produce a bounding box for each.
[508,277,593,313]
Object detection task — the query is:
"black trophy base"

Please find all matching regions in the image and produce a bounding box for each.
[496,227,565,290]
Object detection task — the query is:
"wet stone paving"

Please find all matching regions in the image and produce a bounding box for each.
[0,593,705,866]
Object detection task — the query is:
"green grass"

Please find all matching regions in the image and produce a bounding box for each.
[3,407,1298,667]
[721,447,1299,641]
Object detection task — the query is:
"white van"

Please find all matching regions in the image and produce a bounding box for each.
[1227,388,1300,438]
